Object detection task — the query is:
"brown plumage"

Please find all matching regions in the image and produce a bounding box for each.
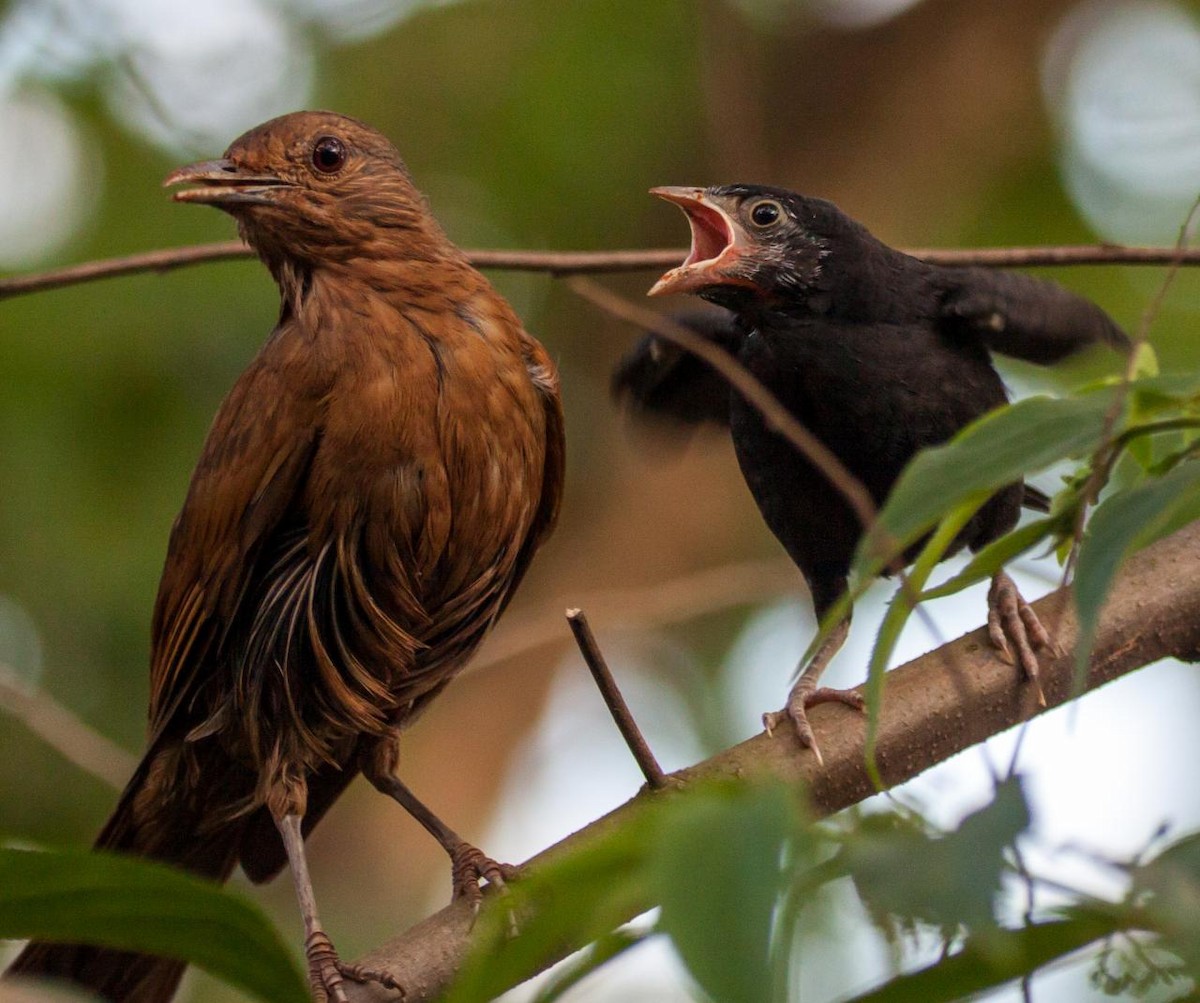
[6,111,564,1002]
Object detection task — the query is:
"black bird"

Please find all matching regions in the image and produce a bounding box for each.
[615,184,1128,756]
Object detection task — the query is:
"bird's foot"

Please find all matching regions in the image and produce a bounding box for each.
[449,842,518,909]
[305,930,349,1003]
[763,683,865,766]
[987,571,1055,706]
[337,961,405,997]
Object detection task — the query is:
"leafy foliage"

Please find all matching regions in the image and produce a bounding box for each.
[444,320,1200,1002]
[9,318,1197,1003]
[838,777,1030,939]
[445,777,1199,1002]
[0,846,308,1002]
[779,360,1200,771]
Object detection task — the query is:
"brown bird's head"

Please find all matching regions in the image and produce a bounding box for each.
[648,184,855,311]
[165,111,451,274]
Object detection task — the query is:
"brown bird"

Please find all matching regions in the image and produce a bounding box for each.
[6,111,564,1002]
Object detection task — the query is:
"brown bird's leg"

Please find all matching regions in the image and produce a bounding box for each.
[273,802,349,1003]
[763,614,865,764]
[361,734,516,909]
[988,570,1052,706]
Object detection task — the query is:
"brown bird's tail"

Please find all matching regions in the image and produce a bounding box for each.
[5,743,249,1003]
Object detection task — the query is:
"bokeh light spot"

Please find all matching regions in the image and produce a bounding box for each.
[1045,0,1200,242]
[0,88,91,267]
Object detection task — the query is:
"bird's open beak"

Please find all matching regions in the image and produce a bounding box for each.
[164,159,291,207]
[647,187,756,297]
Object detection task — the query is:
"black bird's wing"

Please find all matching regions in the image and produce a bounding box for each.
[611,309,743,429]
[937,267,1130,364]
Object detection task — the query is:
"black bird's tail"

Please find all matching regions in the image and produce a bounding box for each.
[1022,484,1052,513]
[5,743,246,1003]
[939,268,1131,364]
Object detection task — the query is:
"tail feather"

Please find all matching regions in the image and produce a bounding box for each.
[5,743,248,1003]
[1022,483,1052,513]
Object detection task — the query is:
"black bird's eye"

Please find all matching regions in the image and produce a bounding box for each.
[749,199,782,228]
[748,197,787,226]
[311,136,346,174]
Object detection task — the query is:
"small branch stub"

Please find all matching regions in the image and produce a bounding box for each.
[565,607,667,790]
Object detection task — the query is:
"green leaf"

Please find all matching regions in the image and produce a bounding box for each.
[1130,342,1159,380]
[1132,830,1200,971]
[920,517,1058,601]
[841,778,1031,937]
[653,783,801,1003]
[855,391,1117,581]
[1128,371,1200,414]
[0,846,307,1003]
[530,928,648,1003]
[448,781,811,1003]
[842,914,1124,1003]
[445,809,656,1003]
[863,497,985,780]
[1073,461,1200,688]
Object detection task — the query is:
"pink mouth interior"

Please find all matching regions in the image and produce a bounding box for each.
[681,202,734,267]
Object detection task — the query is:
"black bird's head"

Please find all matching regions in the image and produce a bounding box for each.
[648,184,850,311]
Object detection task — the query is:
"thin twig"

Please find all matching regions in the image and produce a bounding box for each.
[568,276,880,533]
[0,663,136,790]
[909,245,1200,268]
[5,242,1200,301]
[0,241,253,299]
[565,608,667,790]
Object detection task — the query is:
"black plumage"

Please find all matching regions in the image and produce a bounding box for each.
[615,184,1128,755]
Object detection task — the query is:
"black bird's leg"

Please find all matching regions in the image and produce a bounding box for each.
[763,593,865,763]
[987,571,1053,706]
[361,732,516,908]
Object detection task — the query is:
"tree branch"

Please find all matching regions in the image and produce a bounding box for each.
[3,242,1200,301]
[344,520,1200,1001]
[0,664,136,790]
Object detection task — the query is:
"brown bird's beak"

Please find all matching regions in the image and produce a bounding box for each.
[164,159,291,207]
[647,187,756,297]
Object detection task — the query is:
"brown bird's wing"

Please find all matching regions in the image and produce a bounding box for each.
[504,335,566,607]
[937,267,1130,364]
[238,325,565,886]
[147,330,323,744]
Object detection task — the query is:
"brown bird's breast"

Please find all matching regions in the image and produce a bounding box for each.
[300,277,555,712]
[149,265,561,782]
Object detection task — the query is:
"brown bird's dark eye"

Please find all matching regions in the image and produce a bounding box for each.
[750,200,782,227]
[312,137,346,174]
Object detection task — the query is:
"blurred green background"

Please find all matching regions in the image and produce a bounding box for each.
[2,0,1200,999]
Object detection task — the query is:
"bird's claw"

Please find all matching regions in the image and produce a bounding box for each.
[305,930,349,1003]
[449,843,518,908]
[337,962,405,996]
[988,571,1051,706]
[763,685,865,766]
